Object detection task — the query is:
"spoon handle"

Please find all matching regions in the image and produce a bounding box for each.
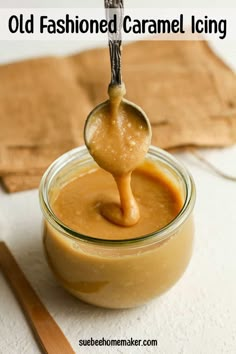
[105,0,124,86]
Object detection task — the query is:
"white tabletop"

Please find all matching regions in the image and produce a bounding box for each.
[1,25,236,354]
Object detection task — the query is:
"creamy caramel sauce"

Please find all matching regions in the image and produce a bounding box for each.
[52,161,183,240]
[86,84,151,226]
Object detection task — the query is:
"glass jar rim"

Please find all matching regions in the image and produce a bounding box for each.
[39,145,196,246]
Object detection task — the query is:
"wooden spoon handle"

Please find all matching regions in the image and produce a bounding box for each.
[0,241,75,354]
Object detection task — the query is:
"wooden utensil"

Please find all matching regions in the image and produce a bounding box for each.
[0,241,75,354]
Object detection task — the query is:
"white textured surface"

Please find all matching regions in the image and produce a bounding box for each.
[1,8,236,354]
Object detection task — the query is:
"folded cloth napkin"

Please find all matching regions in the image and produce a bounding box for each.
[0,40,236,192]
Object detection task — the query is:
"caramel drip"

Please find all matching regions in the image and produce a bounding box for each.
[87,83,150,227]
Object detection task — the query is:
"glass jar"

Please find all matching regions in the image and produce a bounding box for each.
[39,145,196,309]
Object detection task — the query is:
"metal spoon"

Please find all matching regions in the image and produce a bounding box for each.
[84,0,152,162]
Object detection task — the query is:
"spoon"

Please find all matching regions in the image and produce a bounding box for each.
[84,0,152,162]
[83,0,152,227]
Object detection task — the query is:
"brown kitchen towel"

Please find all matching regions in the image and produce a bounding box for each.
[1,40,236,192]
